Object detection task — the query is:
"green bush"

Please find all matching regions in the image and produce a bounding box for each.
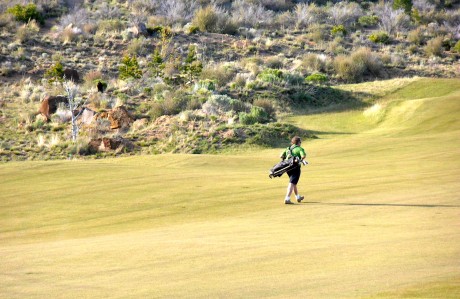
[331,25,347,36]
[453,40,460,53]
[239,106,269,125]
[44,61,64,83]
[119,55,142,80]
[187,25,200,35]
[306,73,328,84]
[7,4,44,25]
[253,98,276,121]
[257,68,283,84]
[369,32,390,44]
[358,15,379,27]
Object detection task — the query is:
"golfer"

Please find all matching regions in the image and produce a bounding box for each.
[280,136,307,204]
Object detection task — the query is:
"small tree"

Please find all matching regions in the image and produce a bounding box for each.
[148,48,165,77]
[44,61,64,83]
[63,80,86,143]
[7,3,44,25]
[119,55,142,80]
[183,45,202,84]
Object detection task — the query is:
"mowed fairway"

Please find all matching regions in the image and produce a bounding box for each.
[1,79,459,298]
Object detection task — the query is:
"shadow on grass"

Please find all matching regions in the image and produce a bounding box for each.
[303,202,460,208]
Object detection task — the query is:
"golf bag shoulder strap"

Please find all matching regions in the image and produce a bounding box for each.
[286,145,297,158]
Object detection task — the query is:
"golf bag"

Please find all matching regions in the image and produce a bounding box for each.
[269,156,300,179]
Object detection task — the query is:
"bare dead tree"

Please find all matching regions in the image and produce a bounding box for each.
[63,80,86,143]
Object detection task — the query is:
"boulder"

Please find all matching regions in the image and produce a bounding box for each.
[38,95,67,122]
[80,107,97,125]
[108,106,134,130]
[63,68,80,82]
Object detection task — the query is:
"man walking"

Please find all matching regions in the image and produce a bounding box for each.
[280,136,307,204]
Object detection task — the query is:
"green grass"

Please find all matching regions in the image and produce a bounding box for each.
[1,78,459,298]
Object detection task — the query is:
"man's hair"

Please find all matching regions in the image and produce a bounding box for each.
[291,136,301,145]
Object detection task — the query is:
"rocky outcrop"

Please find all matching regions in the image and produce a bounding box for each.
[88,137,135,153]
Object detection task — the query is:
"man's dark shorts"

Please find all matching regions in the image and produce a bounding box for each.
[287,166,301,184]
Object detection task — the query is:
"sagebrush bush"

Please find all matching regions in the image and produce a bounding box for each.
[299,53,327,74]
[126,37,148,56]
[202,94,247,115]
[334,47,383,82]
[61,26,78,44]
[407,28,424,45]
[97,19,124,35]
[265,56,284,69]
[424,36,444,57]
[192,6,218,33]
[200,64,236,87]
[16,20,40,43]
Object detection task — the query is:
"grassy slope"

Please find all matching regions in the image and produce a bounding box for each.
[1,78,459,298]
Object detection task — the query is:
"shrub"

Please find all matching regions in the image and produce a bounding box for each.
[194,79,217,92]
[334,47,383,82]
[299,53,327,74]
[331,25,347,36]
[369,32,390,44]
[231,1,274,28]
[200,64,236,87]
[424,36,444,57]
[97,19,124,35]
[202,94,247,115]
[358,15,379,27]
[407,28,424,45]
[16,20,40,43]
[119,55,142,80]
[192,6,218,33]
[44,61,64,83]
[257,68,283,84]
[283,72,304,86]
[306,73,328,84]
[126,37,148,56]
[453,40,460,53]
[7,4,44,25]
[187,25,200,35]
[239,106,269,125]
[329,1,363,27]
[265,56,284,69]
[253,98,276,121]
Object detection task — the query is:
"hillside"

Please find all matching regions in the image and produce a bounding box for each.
[1,0,459,161]
[1,78,459,298]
